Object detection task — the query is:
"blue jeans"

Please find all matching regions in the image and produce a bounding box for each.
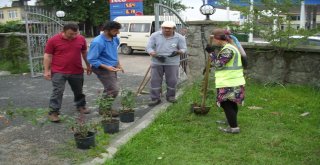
[49,73,86,113]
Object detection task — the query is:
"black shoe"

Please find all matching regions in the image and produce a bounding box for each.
[166,97,177,103]
[148,99,161,106]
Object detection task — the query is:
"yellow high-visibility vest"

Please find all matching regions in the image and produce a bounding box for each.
[215,43,245,88]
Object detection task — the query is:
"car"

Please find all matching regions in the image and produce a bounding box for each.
[289,35,320,46]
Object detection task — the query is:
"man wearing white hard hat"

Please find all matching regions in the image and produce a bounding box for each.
[146,21,187,106]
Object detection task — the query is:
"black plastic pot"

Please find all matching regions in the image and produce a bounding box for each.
[74,131,95,149]
[120,111,134,123]
[101,119,119,134]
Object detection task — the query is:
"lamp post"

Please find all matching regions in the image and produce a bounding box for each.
[200,4,216,20]
[56,10,65,25]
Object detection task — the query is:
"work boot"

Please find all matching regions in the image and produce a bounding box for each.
[218,126,240,134]
[77,106,91,114]
[166,97,177,103]
[48,112,60,122]
[148,99,161,107]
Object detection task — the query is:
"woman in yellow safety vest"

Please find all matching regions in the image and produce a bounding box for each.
[205,29,246,134]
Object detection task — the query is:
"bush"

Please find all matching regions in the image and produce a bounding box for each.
[0,21,25,33]
[0,34,29,73]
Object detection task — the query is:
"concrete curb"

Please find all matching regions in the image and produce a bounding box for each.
[82,91,183,165]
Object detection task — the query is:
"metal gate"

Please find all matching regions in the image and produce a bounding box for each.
[24,6,63,77]
[154,3,189,77]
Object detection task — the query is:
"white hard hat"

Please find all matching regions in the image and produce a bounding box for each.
[161,21,176,28]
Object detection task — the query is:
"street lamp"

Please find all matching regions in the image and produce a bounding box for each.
[56,10,65,25]
[56,10,65,18]
[200,4,216,20]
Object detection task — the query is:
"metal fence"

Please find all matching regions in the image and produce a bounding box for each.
[24,6,63,77]
[154,3,189,78]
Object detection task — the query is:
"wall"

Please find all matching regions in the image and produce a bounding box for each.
[186,21,320,87]
[0,6,24,24]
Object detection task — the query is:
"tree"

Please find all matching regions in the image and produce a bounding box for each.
[39,0,109,36]
[220,0,317,50]
[38,0,186,36]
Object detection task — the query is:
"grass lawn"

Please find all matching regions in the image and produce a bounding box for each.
[104,80,320,165]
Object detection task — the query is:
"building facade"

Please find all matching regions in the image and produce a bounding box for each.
[0,6,24,24]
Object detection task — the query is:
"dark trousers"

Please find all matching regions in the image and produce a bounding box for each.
[221,100,239,128]
[92,68,119,98]
[150,65,179,100]
[49,73,86,113]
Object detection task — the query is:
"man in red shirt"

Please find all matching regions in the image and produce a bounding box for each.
[43,23,92,122]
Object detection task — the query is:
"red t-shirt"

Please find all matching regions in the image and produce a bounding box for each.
[45,33,87,74]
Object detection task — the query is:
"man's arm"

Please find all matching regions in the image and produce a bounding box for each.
[43,53,52,80]
[146,33,157,57]
[87,42,119,72]
[81,50,92,75]
[177,36,187,55]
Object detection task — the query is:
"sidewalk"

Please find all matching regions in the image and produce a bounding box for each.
[0,37,186,164]
[0,70,157,164]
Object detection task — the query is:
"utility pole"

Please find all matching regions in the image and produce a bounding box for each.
[300,1,306,29]
[248,0,253,42]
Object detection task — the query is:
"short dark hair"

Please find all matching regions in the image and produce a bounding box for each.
[102,21,121,31]
[63,23,79,32]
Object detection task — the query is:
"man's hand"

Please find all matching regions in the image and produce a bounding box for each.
[105,66,118,72]
[205,44,215,53]
[149,51,157,57]
[84,67,92,75]
[116,65,124,73]
[43,70,51,80]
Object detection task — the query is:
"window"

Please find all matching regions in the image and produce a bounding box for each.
[129,23,150,33]
[288,15,300,21]
[8,10,18,19]
[0,11,4,19]
[120,23,129,32]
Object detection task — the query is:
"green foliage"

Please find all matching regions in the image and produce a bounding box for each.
[0,59,29,74]
[95,93,115,120]
[219,0,318,50]
[62,114,99,138]
[0,34,29,73]
[120,89,136,112]
[40,0,109,25]
[39,0,186,36]
[0,102,50,127]
[0,21,25,33]
[54,126,110,164]
[105,80,320,165]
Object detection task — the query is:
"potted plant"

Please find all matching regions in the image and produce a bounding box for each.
[96,94,119,134]
[67,113,98,149]
[191,55,211,115]
[119,90,136,123]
